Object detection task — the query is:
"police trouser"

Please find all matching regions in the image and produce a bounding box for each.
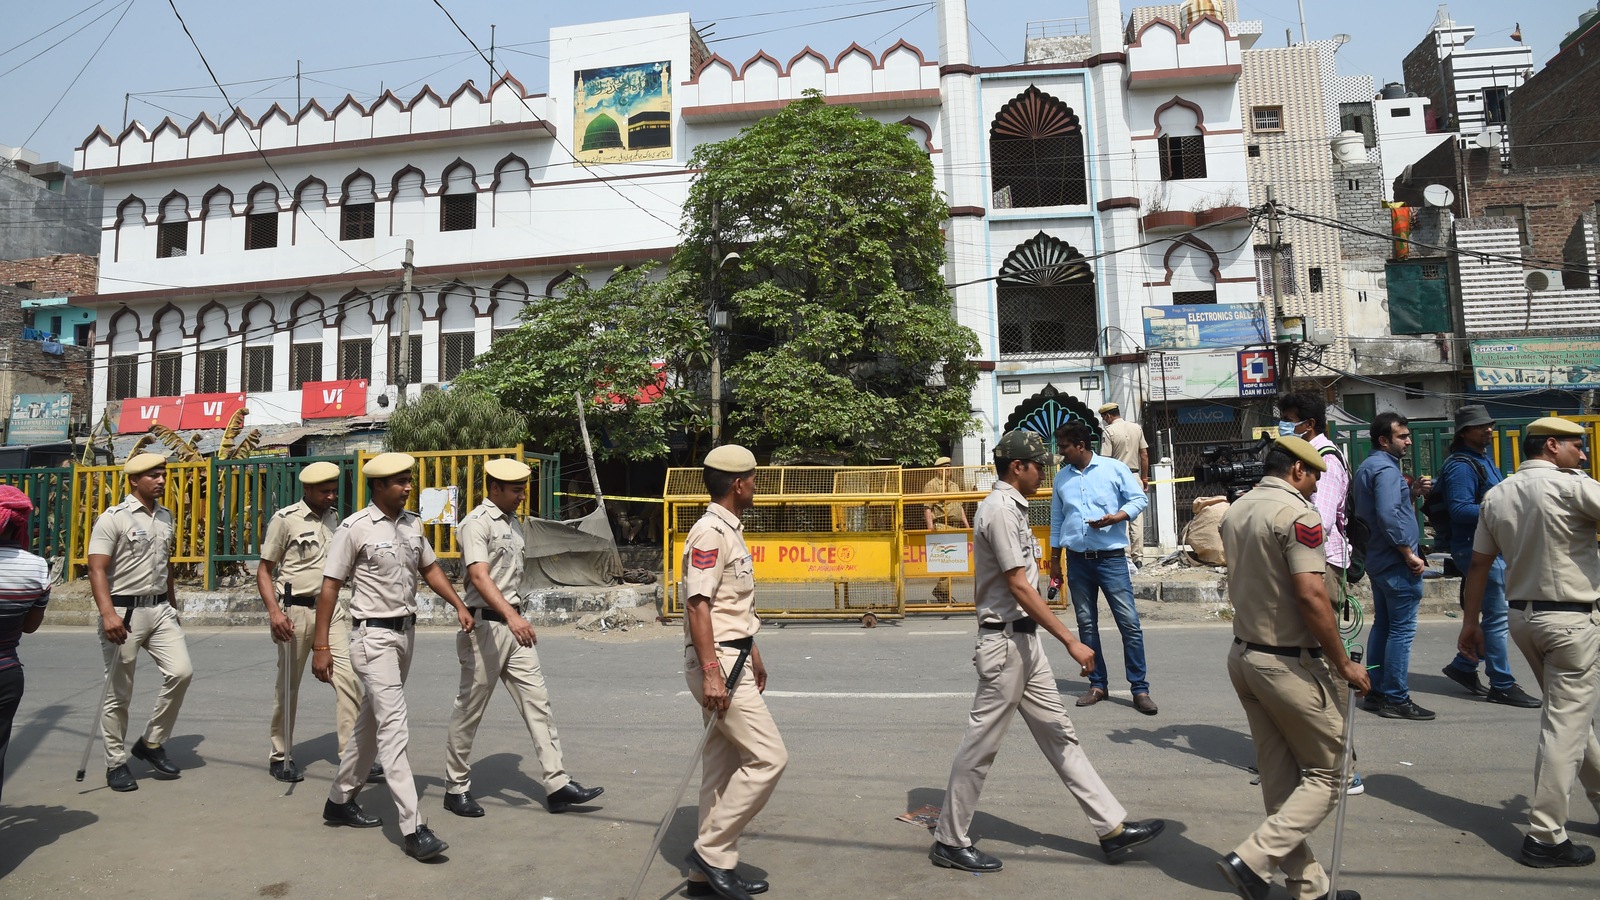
[445,617,571,795]
[1227,641,1344,900]
[100,603,193,768]
[683,643,788,870]
[271,601,361,763]
[934,628,1126,849]
[1508,605,1600,845]
[330,624,419,834]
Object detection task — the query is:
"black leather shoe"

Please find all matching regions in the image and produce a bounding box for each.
[1378,699,1436,721]
[1486,685,1542,708]
[404,824,448,861]
[928,840,1003,872]
[367,763,386,784]
[270,760,304,783]
[547,780,604,812]
[686,849,757,899]
[1101,819,1166,861]
[131,738,180,776]
[1520,836,1596,868]
[1314,890,1361,900]
[106,763,138,792]
[686,875,769,896]
[322,798,382,828]
[444,791,484,817]
[1441,665,1486,696]
[1216,852,1269,900]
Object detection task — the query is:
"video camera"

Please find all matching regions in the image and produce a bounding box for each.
[1193,435,1273,502]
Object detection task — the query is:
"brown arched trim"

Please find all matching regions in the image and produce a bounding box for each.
[1152,96,1207,135]
[156,190,190,222]
[490,153,532,190]
[739,51,782,79]
[193,299,234,339]
[898,116,936,152]
[785,47,830,74]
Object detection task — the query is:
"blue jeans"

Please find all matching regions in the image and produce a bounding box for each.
[1367,569,1423,703]
[1446,553,1513,691]
[1067,553,1149,693]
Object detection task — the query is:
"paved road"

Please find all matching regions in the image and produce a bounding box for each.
[2,616,1596,898]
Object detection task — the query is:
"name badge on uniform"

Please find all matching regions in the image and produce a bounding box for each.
[129,528,148,542]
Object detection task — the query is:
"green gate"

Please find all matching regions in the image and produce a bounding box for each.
[528,451,560,519]
[208,455,357,587]
[0,467,72,563]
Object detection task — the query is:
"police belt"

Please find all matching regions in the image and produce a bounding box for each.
[718,636,754,650]
[281,590,316,609]
[473,605,525,624]
[1234,637,1322,658]
[354,614,416,632]
[112,594,165,608]
[1509,600,1595,613]
[980,618,1038,634]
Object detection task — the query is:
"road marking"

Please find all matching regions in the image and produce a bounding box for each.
[677,690,970,699]
[908,630,968,635]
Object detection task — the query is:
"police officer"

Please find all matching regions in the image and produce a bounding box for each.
[256,461,378,784]
[442,457,604,818]
[930,430,1164,874]
[1216,436,1369,900]
[681,445,785,900]
[1458,417,1600,868]
[312,452,475,862]
[88,452,193,793]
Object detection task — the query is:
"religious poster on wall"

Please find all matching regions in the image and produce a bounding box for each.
[574,61,672,164]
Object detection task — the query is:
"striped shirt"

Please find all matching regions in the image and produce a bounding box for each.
[0,544,50,671]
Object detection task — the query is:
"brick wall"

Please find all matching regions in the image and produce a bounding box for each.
[1401,36,1447,130]
[1510,22,1600,168]
[0,254,98,296]
[0,287,93,428]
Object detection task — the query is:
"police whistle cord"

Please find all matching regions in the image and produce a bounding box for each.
[1327,649,1362,898]
[626,646,752,900]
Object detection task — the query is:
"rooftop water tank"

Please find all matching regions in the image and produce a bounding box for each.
[1380,82,1406,100]
[1331,131,1366,165]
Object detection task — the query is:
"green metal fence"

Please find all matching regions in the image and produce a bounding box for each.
[208,455,359,587]
[528,450,560,520]
[0,467,73,563]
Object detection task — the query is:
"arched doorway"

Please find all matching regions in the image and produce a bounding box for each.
[1002,384,1101,459]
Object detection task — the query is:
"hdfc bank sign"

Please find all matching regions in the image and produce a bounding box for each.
[301,380,368,419]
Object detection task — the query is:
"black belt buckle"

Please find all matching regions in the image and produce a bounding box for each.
[718,636,754,650]
[475,607,520,624]
[358,615,416,632]
[1235,637,1321,659]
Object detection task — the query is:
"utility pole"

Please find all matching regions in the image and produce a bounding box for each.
[1266,186,1291,386]
[708,199,724,445]
[399,239,414,405]
[488,25,496,86]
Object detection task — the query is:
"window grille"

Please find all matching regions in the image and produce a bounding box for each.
[340,339,372,380]
[341,202,375,240]
[388,334,423,386]
[153,352,182,396]
[245,212,278,249]
[1158,134,1207,181]
[157,221,188,258]
[440,194,477,232]
[1254,245,1299,295]
[440,331,476,381]
[989,86,1087,208]
[197,348,227,393]
[996,232,1097,354]
[110,356,138,400]
[291,342,323,390]
[244,346,274,392]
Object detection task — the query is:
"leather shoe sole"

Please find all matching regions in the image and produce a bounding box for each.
[686,876,769,896]
[1217,852,1269,900]
[1076,687,1108,708]
[547,782,604,813]
[1521,837,1596,868]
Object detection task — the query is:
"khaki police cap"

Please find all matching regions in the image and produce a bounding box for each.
[123,452,169,476]
[1526,416,1586,437]
[484,457,532,482]
[933,456,952,466]
[298,461,341,484]
[994,429,1051,465]
[703,444,758,473]
[1097,402,1119,415]
[362,452,416,479]
[1272,435,1327,473]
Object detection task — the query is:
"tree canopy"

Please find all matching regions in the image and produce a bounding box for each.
[676,91,979,463]
[383,386,527,452]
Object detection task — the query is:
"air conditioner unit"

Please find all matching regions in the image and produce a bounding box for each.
[1524,269,1562,292]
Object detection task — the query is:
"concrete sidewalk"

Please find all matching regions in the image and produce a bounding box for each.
[1,616,1593,898]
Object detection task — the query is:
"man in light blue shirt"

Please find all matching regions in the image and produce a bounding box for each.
[1047,422,1155,715]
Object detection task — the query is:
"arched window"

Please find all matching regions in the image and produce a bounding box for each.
[438,285,476,381]
[338,292,375,380]
[107,310,141,400]
[996,232,1097,355]
[151,307,185,395]
[196,305,230,393]
[293,179,327,245]
[989,86,1086,208]
[115,197,147,264]
[246,184,280,250]
[492,155,531,227]
[391,167,425,235]
[290,296,324,389]
[157,194,189,258]
[440,161,477,232]
[242,300,276,393]
[341,172,377,241]
[1157,101,1207,181]
[387,293,422,387]
[490,277,527,340]
[201,188,232,254]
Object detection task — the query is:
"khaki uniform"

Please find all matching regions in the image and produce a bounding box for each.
[1100,418,1149,562]
[1219,477,1345,900]
[444,499,572,796]
[1473,459,1600,845]
[923,472,968,603]
[933,481,1126,849]
[259,500,360,763]
[88,495,192,768]
[322,503,437,835]
[681,502,787,871]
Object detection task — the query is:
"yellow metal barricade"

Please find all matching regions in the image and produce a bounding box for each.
[663,466,904,623]
[901,465,1068,614]
[69,460,211,577]
[354,447,534,559]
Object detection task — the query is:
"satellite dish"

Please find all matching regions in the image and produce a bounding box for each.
[1474,130,1499,149]
[1423,184,1456,207]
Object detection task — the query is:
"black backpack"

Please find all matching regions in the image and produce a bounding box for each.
[1422,452,1490,549]
[1320,445,1370,583]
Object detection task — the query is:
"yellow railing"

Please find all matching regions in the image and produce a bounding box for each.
[70,461,212,575]
[354,446,535,559]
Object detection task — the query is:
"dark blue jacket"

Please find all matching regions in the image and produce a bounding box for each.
[1352,450,1418,578]
[1439,446,1503,559]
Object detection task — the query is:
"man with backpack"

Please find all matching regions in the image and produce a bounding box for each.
[1433,406,1541,708]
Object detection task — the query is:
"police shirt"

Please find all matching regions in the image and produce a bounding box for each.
[322,503,438,618]
[1100,418,1148,475]
[681,502,759,644]
[972,480,1036,626]
[87,495,176,596]
[1473,459,1600,605]
[1220,476,1328,647]
[922,473,966,527]
[259,500,340,598]
[457,498,524,609]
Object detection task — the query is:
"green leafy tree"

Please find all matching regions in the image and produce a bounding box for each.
[676,91,979,463]
[383,387,527,452]
[456,264,710,461]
